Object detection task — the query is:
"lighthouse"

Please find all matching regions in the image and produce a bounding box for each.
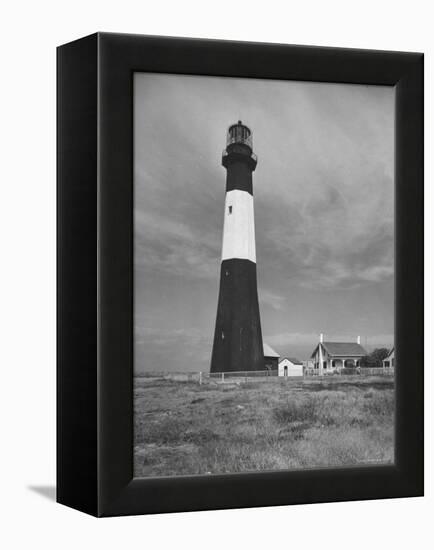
[210,121,265,373]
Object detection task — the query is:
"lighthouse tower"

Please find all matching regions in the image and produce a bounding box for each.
[210,121,265,373]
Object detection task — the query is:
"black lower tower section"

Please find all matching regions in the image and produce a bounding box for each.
[210,259,264,372]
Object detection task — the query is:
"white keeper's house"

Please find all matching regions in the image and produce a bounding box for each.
[278,357,303,377]
[310,334,367,374]
[383,347,395,368]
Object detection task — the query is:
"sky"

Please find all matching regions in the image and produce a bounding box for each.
[134,73,395,373]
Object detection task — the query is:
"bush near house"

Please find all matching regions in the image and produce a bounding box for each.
[361,348,390,368]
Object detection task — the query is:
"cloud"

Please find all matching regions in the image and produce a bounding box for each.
[259,290,287,311]
[135,209,220,280]
[257,174,394,290]
[297,253,394,290]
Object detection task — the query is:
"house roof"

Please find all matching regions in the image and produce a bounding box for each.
[384,347,394,359]
[263,343,280,358]
[311,341,367,358]
[323,342,367,356]
[279,357,303,366]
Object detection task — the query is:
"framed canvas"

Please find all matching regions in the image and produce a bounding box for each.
[57,32,423,517]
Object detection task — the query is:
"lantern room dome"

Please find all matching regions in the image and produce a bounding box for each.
[226,120,253,150]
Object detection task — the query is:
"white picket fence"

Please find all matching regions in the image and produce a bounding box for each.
[200,370,277,384]
[199,367,394,384]
[359,367,395,376]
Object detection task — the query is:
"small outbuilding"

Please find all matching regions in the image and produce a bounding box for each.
[383,347,395,368]
[278,357,303,377]
[263,343,280,372]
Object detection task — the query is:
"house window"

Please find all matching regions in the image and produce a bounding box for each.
[228,205,232,214]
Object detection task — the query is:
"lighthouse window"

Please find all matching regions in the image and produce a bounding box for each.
[228,205,232,214]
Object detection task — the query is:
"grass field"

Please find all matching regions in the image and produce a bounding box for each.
[134,375,395,477]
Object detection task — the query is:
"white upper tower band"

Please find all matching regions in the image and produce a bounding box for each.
[221,189,256,263]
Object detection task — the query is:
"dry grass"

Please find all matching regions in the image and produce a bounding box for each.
[134,376,394,477]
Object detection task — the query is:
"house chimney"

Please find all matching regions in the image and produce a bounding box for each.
[320,333,324,343]
[357,335,361,345]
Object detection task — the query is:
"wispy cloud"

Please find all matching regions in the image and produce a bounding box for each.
[135,209,220,279]
[259,290,287,311]
[258,178,394,290]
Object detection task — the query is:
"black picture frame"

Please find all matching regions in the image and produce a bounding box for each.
[57,32,424,517]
